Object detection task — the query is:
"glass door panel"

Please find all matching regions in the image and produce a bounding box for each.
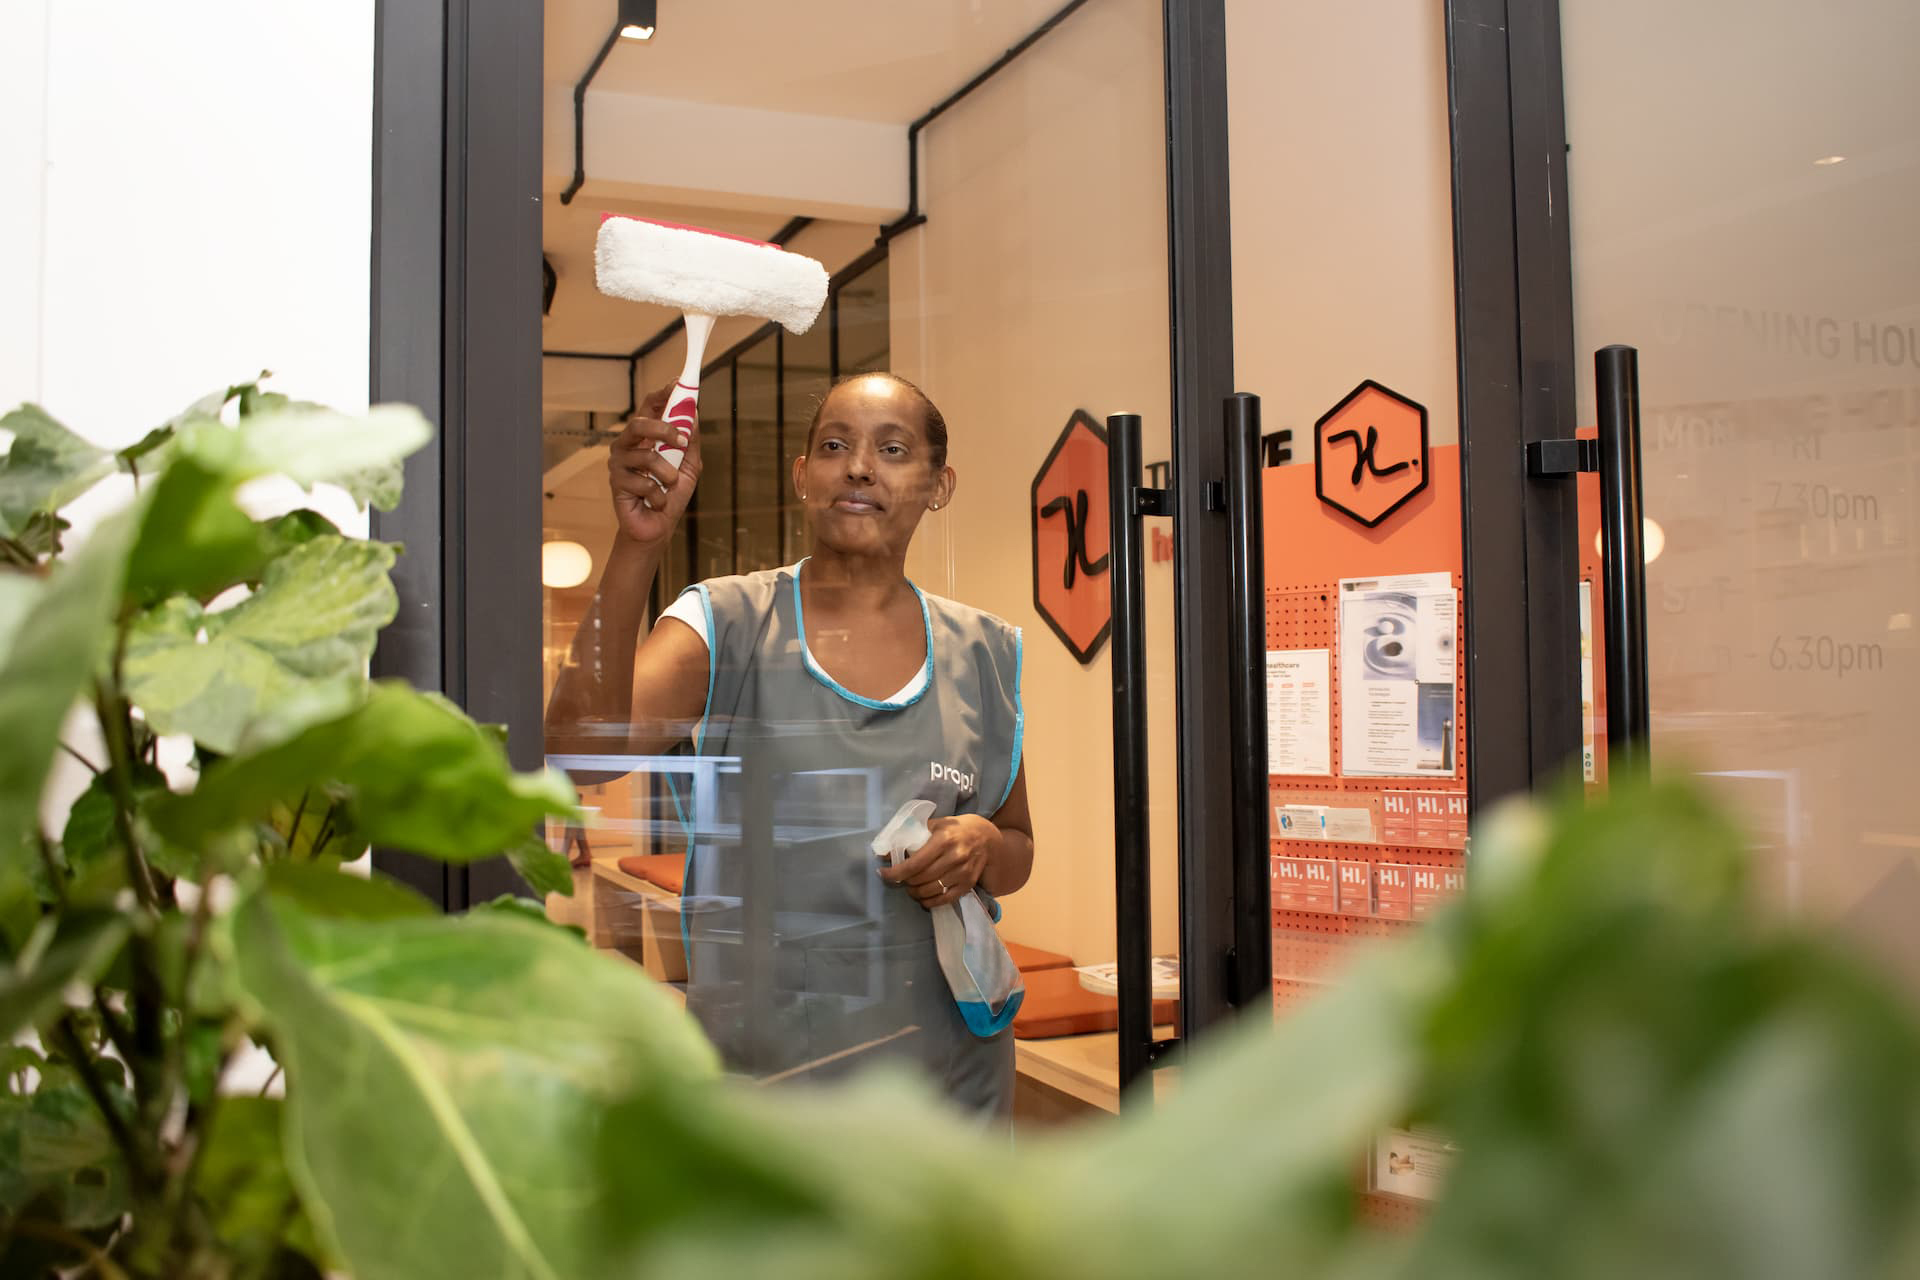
[1562,0,1920,987]
[537,0,1176,1125]
[1224,2,1469,1011]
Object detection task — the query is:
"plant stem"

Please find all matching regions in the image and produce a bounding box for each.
[257,1063,283,1097]
[92,990,137,1067]
[34,835,67,907]
[91,684,159,915]
[310,803,339,859]
[5,1218,131,1280]
[59,740,103,775]
[286,787,311,853]
[52,1015,148,1191]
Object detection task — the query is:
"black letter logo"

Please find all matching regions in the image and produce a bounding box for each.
[1325,423,1417,487]
[1039,489,1110,589]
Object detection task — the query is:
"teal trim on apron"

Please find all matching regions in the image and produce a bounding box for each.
[673,565,1023,1117]
[789,557,935,711]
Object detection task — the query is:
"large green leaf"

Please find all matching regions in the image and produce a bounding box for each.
[0,406,111,537]
[122,534,396,753]
[583,947,1426,1280]
[337,459,407,512]
[0,574,38,661]
[506,832,575,899]
[60,761,199,891]
[176,404,430,496]
[194,1096,330,1275]
[0,511,131,871]
[1406,781,1920,1280]
[232,891,717,1280]
[155,682,576,862]
[122,453,268,603]
[265,862,434,921]
[0,1074,130,1231]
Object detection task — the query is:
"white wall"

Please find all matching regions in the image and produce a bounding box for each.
[0,0,375,1093]
[1,0,375,461]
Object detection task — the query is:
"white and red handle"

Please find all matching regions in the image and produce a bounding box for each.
[657,312,715,471]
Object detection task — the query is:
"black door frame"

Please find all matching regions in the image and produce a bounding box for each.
[364,0,1584,1041]
[1447,0,1585,809]
[369,0,544,909]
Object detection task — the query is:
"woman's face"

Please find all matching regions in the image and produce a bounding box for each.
[794,377,954,560]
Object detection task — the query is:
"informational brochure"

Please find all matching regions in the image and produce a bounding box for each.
[1371,1126,1457,1202]
[1265,649,1332,776]
[1338,573,1457,777]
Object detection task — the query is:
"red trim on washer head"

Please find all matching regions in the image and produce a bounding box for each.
[598,212,777,249]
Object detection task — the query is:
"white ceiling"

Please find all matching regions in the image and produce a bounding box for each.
[545,0,1072,124]
[541,0,1072,373]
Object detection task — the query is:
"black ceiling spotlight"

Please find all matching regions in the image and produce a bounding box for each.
[618,0,656,41]
[561,1,658,203]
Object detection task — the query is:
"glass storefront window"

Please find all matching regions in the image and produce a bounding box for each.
[1563,0,1920,988]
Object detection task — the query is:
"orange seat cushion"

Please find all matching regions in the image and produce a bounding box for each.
[1003,940,1074,973]
[615,854,685,895]
[1011,966,1177,1040]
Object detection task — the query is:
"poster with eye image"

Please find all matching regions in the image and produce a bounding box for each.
[1338,573,1457,776]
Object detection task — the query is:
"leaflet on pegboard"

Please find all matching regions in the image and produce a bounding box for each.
[1337,572,1457,777]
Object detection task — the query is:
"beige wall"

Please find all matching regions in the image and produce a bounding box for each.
[1225,2,1460,453]
[890,0,1178,964]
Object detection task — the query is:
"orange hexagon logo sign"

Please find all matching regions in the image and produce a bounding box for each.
[1030,410,1111,664]
[1314,380,1429,528]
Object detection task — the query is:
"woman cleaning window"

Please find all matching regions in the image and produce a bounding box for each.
[546,372,1033,1119]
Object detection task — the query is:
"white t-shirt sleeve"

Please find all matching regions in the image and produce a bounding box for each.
[657,582,927,704]
[657,589,710,648]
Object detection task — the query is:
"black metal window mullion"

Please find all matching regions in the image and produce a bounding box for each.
[729,359,739,572]
[775,329,787,563]
[829,283,841,381]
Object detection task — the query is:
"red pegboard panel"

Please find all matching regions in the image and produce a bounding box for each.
[1358,1190,1428,1232]
[1261,449,1473,1229]
[1266,578,1467,793]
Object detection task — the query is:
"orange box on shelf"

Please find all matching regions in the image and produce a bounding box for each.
[1383,790,1469,850]
[1410,865,1467,918]
[1373,862,1413,920]
[1337,860,1373,916]
[1380,792,1415,844]
[1271,855,1338,914]
[1414,794,1448,845]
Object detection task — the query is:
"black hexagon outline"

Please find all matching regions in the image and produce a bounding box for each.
[1029,408,1112,665]
[1313,379,1430,529]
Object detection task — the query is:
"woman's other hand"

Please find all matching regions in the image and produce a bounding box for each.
[608,384,703,547]
[880,814,998,910]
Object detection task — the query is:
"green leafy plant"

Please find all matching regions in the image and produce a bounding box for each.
[3,384,1916,1279]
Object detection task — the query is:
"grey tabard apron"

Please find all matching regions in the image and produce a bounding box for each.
[674,562,1024,1118]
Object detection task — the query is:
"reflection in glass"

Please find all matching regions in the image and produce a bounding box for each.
[1563,0,1919,989]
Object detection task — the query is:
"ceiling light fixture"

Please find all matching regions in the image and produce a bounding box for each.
[542,540,594,589]
[1814,155,1847,166]
[619,0,656,40]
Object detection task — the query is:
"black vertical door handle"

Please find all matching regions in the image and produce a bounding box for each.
[1107,413,1162,1100]
[1221,394,1273,1010]
[1595,345,1651,777]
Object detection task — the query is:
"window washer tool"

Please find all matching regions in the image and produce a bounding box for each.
[595,214,829,469]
